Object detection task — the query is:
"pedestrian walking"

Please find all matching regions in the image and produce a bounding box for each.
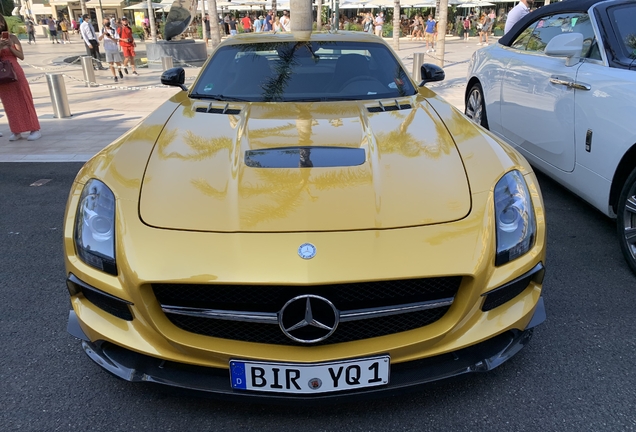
[504,0,533,34]
[0,14,41,141]
[228,15,238,35]
[374,12,384,37]
[99,19,124,83]
[480,12,493,45]
[280,10,291,32]
[254,15,264,33]
[60,18,70,44]
[25,17,36,44]
[80,14,104,70]
[463,15,470,40]
[240,14,252,33]
[263,11,273,32]
[223,14,231,35]
[203,13,211,46]
[47,16,60,44]
[425,14,436,52]
[117,17,139,76]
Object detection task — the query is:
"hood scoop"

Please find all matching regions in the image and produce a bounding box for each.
[245,147,366,168]
[367,100,412,113]
[195,103,242,115]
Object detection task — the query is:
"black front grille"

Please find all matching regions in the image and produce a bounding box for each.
[153,277,461,313]
[166,306,451,346]
[152,277,461,345]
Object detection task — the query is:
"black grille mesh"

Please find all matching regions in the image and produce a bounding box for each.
[152,277,461,345]
[153,277,461,313]
[166,306,451,346]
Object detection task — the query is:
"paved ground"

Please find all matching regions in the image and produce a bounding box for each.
[2,163,635,431]
[0,31,490,162]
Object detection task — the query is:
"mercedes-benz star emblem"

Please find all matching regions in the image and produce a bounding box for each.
[278,295,339,343]
[298,243,316,260]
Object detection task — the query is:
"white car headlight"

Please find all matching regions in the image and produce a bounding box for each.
[494,170,536,266]
[74,179,117,275]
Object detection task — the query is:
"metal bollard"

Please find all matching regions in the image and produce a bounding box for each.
[412,53,425,83]
[80,56,96,87]
[161,56,174,71]
[45,73,72,119]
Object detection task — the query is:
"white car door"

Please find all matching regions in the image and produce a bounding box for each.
[500,12,597,173]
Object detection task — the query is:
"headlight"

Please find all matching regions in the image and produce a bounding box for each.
[74,179,117,275]
[494,170,536,266]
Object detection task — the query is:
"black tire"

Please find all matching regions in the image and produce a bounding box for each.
[617,167,636,275]
[465,82,489,129]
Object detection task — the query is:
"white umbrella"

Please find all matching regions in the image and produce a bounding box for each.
[123,3,166,9]
[339,2,377,9]
[458,2,494,7]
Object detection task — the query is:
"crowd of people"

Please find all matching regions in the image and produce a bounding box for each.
[191,9,293,45]
[79,14,139,82]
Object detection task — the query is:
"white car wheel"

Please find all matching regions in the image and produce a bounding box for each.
[617,167,636,275]
[465,83,488,128]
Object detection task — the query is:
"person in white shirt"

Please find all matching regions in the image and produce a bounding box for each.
[80,14,104,70]
[280,10,291,32]
[504,0,533,34]
[99,18,124,82]
[374,12,385,37]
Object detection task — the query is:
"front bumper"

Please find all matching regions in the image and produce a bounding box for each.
[67,297,545,402]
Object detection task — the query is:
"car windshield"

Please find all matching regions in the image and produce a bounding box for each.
[190,41,417,102]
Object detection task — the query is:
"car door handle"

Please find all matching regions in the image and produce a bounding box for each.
[550,76,591,91]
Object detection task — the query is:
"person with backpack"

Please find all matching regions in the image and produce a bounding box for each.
[117,17,139,76]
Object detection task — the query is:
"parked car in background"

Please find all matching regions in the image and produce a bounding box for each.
[64,32,547,400]
[466,0,636,275]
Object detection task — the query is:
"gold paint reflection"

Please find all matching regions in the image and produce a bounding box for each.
[239,167,371,227]
[155,129,233,162]
[374,101,454,159]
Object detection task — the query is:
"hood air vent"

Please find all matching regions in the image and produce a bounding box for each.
[245,147,366,168]
[367,100,412,113]
[195,103,241,115]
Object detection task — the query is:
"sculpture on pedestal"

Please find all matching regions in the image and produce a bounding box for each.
[164,0,197,40]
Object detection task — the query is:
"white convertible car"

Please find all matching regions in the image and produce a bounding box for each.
[466,0,636,275]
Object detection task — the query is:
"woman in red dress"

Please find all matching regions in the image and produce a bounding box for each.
[0,14,41,141]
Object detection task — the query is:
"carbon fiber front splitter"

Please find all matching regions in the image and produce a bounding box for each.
[67,297,545,402]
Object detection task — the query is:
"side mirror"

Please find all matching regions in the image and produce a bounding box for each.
[545,33,583,67]
[161,67,187,91]
[420,63,445,86]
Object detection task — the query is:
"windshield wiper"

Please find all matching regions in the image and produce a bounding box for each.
[191,94,252,102]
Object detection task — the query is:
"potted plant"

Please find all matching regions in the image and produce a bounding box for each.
[493,22,505,36]
[131,25,145,42]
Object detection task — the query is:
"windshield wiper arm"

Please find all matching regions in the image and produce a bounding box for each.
[191,94,251,102]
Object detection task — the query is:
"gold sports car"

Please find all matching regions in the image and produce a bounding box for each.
[64,32,546,401]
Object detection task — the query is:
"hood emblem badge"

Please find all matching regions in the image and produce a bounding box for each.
[298,243,317,260]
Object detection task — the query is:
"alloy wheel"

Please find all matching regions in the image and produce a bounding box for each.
[465,84,486,127]
[618,168,636,275]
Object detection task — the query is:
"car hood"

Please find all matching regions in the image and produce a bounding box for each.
[139,98,471,232]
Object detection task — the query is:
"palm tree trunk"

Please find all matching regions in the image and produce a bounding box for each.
[392,0,400,50]
[207,0,221,47]
[290,0,312,31]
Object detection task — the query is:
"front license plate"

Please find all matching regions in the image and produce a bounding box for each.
[230,356,390,394]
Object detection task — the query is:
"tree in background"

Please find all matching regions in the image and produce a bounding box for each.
[1,0,15,17]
